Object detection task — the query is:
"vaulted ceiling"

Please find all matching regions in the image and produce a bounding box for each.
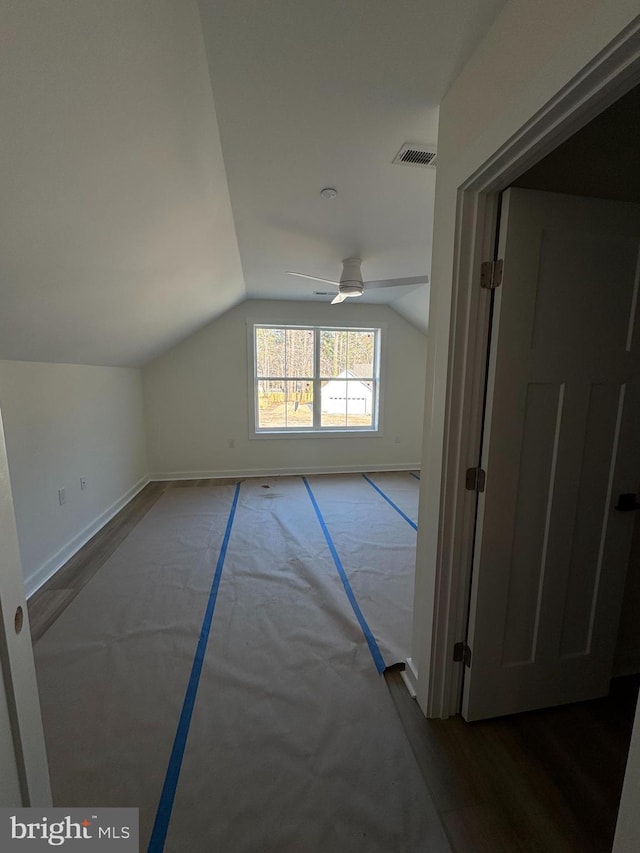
[0,0,506,366]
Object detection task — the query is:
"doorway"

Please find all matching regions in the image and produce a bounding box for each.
[464,83,640,719]
[426,40,640,724]
[427,62,640,853]
[463,186,640,721]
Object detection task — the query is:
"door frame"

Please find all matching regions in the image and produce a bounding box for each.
[0,408,51,806]
[426,19,640,720]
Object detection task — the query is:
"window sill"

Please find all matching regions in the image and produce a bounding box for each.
[250,429,382,440]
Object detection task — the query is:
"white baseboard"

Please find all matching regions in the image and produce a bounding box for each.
[402,656,419,700]
[149,463,421,481]
[25,475,150,599]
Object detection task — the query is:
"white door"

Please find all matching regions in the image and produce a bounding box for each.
[0,656,22,804]
[463,187,640,721]
[0,408,51,805]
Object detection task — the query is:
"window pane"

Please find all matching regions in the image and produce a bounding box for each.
[256,328,285,377]
[346,330,374,377]
[285,328,314,377]
[284,380,313,427]
[321,378,374,427]
[320,379,347,427]
[346,380,373,427]
[320,330,348,378]
[258,380,312,429]
[257,379,286,428]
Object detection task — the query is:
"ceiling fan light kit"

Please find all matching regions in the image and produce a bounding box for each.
[337,257,365,300]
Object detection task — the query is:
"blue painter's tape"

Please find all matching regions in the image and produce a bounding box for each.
[148,482,242,853]
[302,477,386,675]
[362,474,418,531]
[409,471,420,481]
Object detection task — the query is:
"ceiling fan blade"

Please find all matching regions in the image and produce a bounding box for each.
[364,275,429,289]
[288,271,340,286]
[331,292,348,305]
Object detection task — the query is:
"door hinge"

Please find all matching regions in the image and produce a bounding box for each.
[465,467,486,492]
[480,258,503,290]
[453,641,472,667]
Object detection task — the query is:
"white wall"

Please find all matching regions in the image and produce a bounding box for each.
[143,299,426,478]
[0,361,148,596]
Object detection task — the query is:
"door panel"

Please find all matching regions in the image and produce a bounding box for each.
[502,381,561,667]
[463,188,640,721]
[560,383,623,657]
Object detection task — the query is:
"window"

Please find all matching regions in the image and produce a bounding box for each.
[252,325,381,434]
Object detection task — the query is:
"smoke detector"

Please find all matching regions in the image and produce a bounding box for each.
[393,142,437,168]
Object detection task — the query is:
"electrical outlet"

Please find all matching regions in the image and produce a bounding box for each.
[228,439,235,449]
[394,435,402,444]
[80,477,87,491]
[58,487,67,506]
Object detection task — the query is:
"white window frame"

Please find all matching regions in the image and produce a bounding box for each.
[248,322,384,438]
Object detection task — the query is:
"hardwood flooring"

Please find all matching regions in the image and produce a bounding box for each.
[386,669,638,852]
[28,478,638,852]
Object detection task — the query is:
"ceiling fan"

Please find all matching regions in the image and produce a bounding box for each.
[287,258,428,304]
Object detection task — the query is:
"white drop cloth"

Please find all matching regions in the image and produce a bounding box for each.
[34,477,449,852]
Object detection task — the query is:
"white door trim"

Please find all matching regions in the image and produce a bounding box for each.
[0,408,51,806]
[427,18,640,720]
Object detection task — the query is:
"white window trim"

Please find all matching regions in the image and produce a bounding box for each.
[246,320,386,439]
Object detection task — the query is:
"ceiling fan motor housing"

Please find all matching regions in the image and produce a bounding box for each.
[339,258,364,296]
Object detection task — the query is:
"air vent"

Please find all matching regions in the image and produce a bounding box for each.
[393,142,437,168]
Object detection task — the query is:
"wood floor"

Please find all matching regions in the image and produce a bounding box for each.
[28,479,637,852]
[386,670,637,852]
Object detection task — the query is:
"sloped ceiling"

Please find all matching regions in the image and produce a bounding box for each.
[0,0,507,367]
[0,0,244,366]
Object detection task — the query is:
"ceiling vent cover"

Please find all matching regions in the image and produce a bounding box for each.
[393,142,437,168]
